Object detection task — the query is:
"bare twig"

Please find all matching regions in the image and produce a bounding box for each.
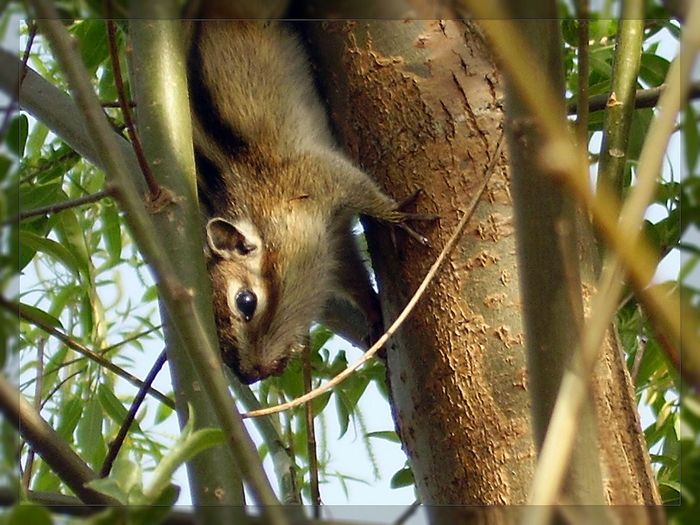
[21,326,162,392]
[100,348,168,478]
[245,132,505,419]
[4,188,115,225]
[0,296,175,409]
[0,21,35,144]
[393,500,421,525]
[0,374,117,505]
[303,344,321,516]
[18,148,80,185]
[105,4,161,199]
[567,81,700,114]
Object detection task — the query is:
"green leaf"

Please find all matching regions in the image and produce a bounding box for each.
[85,477,129,505]
[55,208,92,279]
[335,389,352,439]
[18,302,63,331]
[18,230,81,277]
[142,423,224,504]
[154,400,174,425]
[311,390,332,417]
[101,199,122,263]
[141,285,158,303]
[366,430,401,443]
[26,121,49,157]
[639,53,670,87]
[98,383,143,434]
[684,104,699,173]
[16,182,63,220]
[311,325,334,352]
[390,466,414,489]
[77,396,106,469]
[6,502,53,525]
[56,396,84,440]
[71,20,109,74]
[6,114,29,158]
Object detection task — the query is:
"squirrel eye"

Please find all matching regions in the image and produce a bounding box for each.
[235,289,257,321]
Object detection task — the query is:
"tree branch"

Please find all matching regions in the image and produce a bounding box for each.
[456,0,697,392]
[4,188,115,225]
[597,3,645,197]
[105,10,161,199]
[566,81,700,114]
[23,2,284,518]
[99,348,168,478]
[0,374,117,506]
[0,21,35,143]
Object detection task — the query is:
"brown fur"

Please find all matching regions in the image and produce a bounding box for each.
[188,21,406,383]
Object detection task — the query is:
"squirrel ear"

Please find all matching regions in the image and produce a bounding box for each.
[206,218,258,259]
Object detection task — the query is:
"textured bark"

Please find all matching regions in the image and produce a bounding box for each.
[306,19,535,505]
[592,329,662,505]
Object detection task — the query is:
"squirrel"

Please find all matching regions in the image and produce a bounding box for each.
[187,21,430,384]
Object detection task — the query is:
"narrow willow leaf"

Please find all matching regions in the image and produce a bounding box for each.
[366,430,401,443]
[55,208,92,279]
[18,230,81,277]
[17,302,63,330]
[56,397,83,441]
[77,397,106,469]
[26,121,49,157]
[101,199,122,263]
[684,104,699,173]
[98,383,143,435]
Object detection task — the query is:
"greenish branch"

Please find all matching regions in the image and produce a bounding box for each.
[597,1,645,197]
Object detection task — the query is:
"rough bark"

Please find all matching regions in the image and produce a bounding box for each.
[306,19,535,505]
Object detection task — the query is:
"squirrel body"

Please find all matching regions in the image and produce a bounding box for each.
[187,21,409,383]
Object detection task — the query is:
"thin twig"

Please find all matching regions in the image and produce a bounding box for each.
[566,81,700,114]
[0,21,35,144]
[100,348,168,477]
[303,344,321,516]
[1,296,175,409]
[4,187,115,225]
[105,4,161,199]
[21,325,162,392]
[18,149,80,185]
[39,368,85,411]
[245,131,505,419]
[101,100,136,108]
[393,500,421,525]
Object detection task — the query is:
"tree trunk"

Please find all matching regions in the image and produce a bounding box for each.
[306,19,535,505]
